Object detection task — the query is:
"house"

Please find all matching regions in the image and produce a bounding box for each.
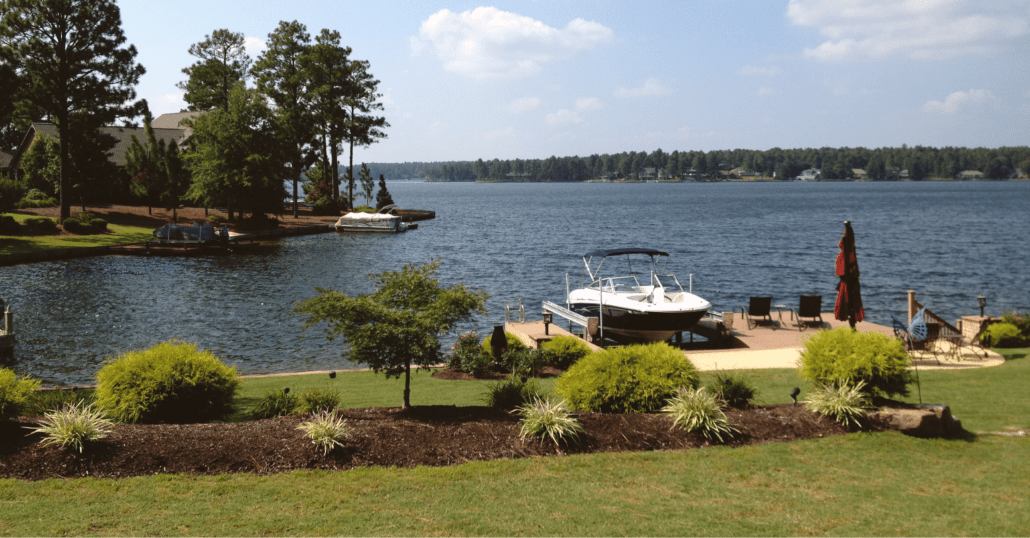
[639,167,658,181]
[957,170,984,180]
[851,168,868,180]
[797,168,821,181]
[0,151,12,177]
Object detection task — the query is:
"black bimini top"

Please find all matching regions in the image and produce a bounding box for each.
[585,248,669,258]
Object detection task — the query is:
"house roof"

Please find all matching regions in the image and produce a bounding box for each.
[152,111,202,139]
[14,122,189,169]
[0,151,12,169]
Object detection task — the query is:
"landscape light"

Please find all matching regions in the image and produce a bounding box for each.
[790,387,800,405]
[329,371,336,379]
[978,294,987,317]
[543,311,553,335]
[283,387,290,394]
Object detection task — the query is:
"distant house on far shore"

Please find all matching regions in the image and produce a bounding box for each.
[957,170,985,180]
[851,168,868,180]
[797,168,821,181]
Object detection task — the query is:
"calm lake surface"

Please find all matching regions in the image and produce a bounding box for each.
[3,180,1028,385]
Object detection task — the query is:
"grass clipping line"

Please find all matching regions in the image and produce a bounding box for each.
[662,387,738,442]
[28,401,114,453]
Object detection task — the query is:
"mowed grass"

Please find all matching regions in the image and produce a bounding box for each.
[0,212,154,255]
[3,349,1028,536]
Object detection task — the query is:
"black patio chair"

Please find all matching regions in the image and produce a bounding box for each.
[792,295,823,331]
[738,296,773,330]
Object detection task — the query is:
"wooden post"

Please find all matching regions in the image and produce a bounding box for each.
[907,290,916,324]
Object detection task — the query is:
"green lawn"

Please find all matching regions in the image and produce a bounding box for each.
[3,350,1028,536]
[0,212,154,256]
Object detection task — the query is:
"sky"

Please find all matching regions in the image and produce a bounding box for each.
[120,0,1030,163]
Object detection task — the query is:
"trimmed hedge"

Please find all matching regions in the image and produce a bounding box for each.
[0,368,41,420]
[798,327,912,398]
[555,342,700,413]
[540,335,593,369]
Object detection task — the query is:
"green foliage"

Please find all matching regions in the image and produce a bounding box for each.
[483,375,544,410]
[298,387,342,414]
[375,174,394,209]
[28,401,114,453]
[208,214,227,224]
[15,189,58,208]
[448,331,492,377]
[178,29,251,112]
[18,135,60,195]
[804,380,870,427]
[1000,311,1030,338]
[798,327,912,398]
[27,388,94,417]
[252,389,299,419]
[707,372,757,409]
[22,216,57,233]
[295,259,488,408]
[517,397,584,447]
[296,410,351,456]
[662,387,738,442]
[0,178,25,214]
[62,217,82,233]
[0,368,42,420]
[311,194,342,216]
[480,332,527,356]
[94,341,241,424]
[359,163,375,206]
[500,347,552,377]
[0,215,16,233]
[555,342,701,413]
[981,323,1025,348]
[540,335,592,369]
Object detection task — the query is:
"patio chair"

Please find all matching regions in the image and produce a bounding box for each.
[738,296,773,330]
[791,295,824,331]
[891,308,928,353]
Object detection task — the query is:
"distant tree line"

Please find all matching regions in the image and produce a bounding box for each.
[369,146,1030,182]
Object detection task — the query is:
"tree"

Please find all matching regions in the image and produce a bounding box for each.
[375,174,394,209]
[359,163,374,206]
[252,20,315,218]
[125,107,166,215]
[177,29,251,112]
[295,260,488,409]
[183,83,283,220]
[0,178,24,214]
[19,133,60,195]
[304,29,353,202]
[1,0,145,221]
[343,59,388,207]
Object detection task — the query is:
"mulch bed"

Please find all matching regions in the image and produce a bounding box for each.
[0,403,864,482]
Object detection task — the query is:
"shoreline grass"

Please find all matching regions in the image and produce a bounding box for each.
[0,212,154,256]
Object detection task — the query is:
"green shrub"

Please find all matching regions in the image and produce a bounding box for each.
[62,217,82,233]
[28,401,113,453]
[499,347,551,377]
[27,388,94,417]
[555,342,701,413]
[94,341,241,424]
[252,388,299,419]
[0,178,24,214]
[353,205,376,213]
[89,218,108,232]
[662,387,738,442]
[541,335,593,369]
[804,380,870,427]
[448,331,492,377]
[483,375,545,410]
[980,322,1025,348]
[23,216,57,233]
[798,327,912,398]
[480,331,527,357]
[707,372,757,409]
[15,189,58,208]
[0,215,16,234]
[0,368,41,420]
[298,387,342,414]
[208,215,227,224]
[517,398,584,447]
[75,211,95,223]
[1000,311,1030,338]
[297,410,351,455]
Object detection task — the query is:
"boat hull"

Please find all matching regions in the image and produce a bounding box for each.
[569,303,708,342]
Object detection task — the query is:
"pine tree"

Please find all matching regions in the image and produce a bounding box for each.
[375,174,394,210]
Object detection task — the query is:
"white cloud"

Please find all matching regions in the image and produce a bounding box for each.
[615,78,673,98]
[507,97,541,112]
[575,97,603,111]
[737,64,781,77]
[414,7,614,79]
[483,127,514,141]
[755,86,776,96]
[244,36,267,56]
[787,0,1030,61]
[546,109,582,126]
[921,88,995,113]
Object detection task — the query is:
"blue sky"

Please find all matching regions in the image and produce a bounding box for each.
[121,0,1030,163]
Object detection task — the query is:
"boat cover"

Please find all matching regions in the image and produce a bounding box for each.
[585,248,668,258]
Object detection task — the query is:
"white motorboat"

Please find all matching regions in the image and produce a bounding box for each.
[334,204,408,233]
[566,248,711,342]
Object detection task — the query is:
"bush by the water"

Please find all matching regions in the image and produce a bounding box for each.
[94,341,241,424]
[707,371,757,409]
[480,331,527,356]
[0,215,16,234]
[252,388,299,419]
[62,213,107,234]
[555,342,700,413]
[28,388,94,417]
[1000,311,1030,339]
[0,368,41,420]
[448,331,492,377]
[23,216,58,234]
[297,387,342,414]
[798,327,912,398]
[540,335,593,369]
[483,375,544,409]
[28,401,114,453]
[980,322,1025,348]
[15,189,58,209]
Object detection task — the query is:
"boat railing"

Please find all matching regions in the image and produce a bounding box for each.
[503,299,525,323]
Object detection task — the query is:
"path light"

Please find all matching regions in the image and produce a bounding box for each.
[329,371,336,379]
[790,387,800,405]
[978,294,987,317]
[542,311,553,335]
[283,387,290,394]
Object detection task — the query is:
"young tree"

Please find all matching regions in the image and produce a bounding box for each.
[125,107,166,215]
[1,0,145,221]
[375,174,394,209]
[252,20,315,218]
[178,29,251,112]
[295,260,488,409]
[19,133,60,195]
[343,59,389,207]
[359,163,374,206]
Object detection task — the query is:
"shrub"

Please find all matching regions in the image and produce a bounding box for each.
[353,205,376,213]
[298,387,342,414]
[555,342,701,413]
[311,195,341,216]
[483,375,545,410]
[90,218,108,232]
[662,387,738,442]
[0,215,16,234]
[0,368,41,420]
[499,347,550,377]
[297,410,351,455]
[27,388,94,417]
[208,215,227,224]
[62,217,83,233]
[0,178,24,214]
[15,189,58,209]
[541,335,593,369]
[980,322,1024,348]
[798,327,912,398]
[448,331,492,377]
[804,380,870,427]
[252,388,298,419]
[1000,311,1030,339]
[28,401,114,453]
[707,372,757,409]
[517,397,584,447]
[94,341,241,424]
[23,216,57,234]
[480,331,527,357]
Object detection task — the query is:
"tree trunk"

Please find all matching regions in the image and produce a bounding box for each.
[402,361,411,410]
[59,124,71,222]
[292,159,300,218]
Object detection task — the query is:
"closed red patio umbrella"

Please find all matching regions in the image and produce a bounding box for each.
[835,220,864,328]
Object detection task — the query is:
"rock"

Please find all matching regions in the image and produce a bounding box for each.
[872,404,963,438]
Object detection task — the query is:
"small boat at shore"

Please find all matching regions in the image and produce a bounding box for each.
[334,205,409,233]
[566,248,711,342]
[149,222,230,247]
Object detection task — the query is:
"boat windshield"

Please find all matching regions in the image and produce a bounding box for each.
[655,273,683,291]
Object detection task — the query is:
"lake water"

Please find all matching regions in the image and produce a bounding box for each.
[3,180,1028,385]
